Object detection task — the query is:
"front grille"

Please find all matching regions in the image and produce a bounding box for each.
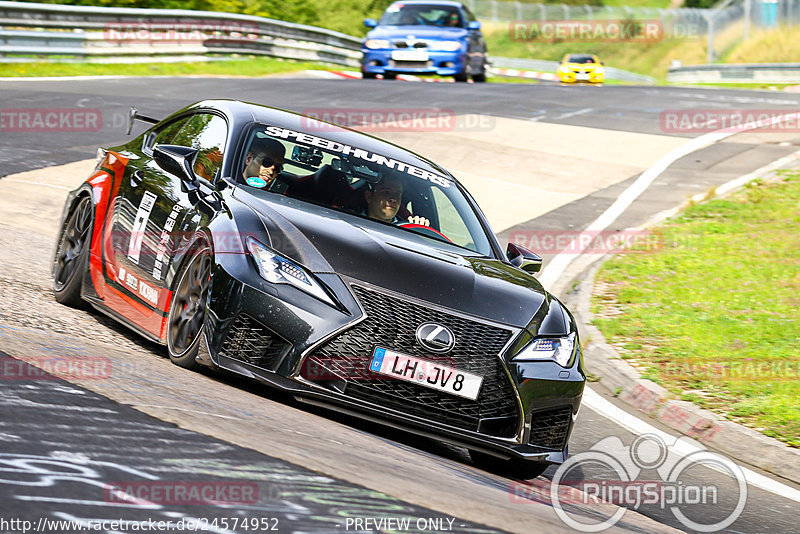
[390,60,433,69]
[304,285,520,437]
[219,314,290,371]
[528,406,572,450]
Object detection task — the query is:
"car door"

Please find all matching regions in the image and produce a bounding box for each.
[102,112,228,339]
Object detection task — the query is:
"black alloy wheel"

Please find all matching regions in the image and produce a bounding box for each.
[167,245,212,369]
[53,196,93,307]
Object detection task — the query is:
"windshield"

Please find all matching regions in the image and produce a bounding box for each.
[238,124,493,256]
[567,55,597,64]
[379,3,463,27]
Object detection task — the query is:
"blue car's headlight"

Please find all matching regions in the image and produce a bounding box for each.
[364,39,391,49]
[431,40,462,51]
[511,333,576,367]
[246,237,335,307]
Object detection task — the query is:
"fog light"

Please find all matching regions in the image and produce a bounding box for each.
[369,60,381,66]
[442,61,454,68]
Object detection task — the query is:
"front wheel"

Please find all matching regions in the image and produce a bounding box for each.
[383,72,397,80]
[53,196,93,307]
[454,71,468,82]
[470,450,549,480]
[362,71,377,79]
[167,244,212,369]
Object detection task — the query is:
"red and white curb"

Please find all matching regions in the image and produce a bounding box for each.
[305,68,560,82]
[490,67,558,81]
[304,70,455,82]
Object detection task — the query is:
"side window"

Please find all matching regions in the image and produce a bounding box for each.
[431,187,472,249]
[155,113,228,180]
[153,116,192,146]
[463,8,476,24]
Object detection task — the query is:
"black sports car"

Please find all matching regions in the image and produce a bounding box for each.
[53,100,584,479]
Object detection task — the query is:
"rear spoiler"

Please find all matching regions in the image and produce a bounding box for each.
[126,106,160,135]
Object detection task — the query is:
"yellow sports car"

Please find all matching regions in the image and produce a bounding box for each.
[558,53,605,83]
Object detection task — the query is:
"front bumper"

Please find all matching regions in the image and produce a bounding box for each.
[361,49,467,76]
[206,267,585,464]
[558,70,604,83]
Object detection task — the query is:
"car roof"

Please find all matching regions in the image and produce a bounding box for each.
[182,99,456,182]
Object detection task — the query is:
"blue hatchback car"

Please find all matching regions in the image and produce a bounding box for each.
[361,1,487,82]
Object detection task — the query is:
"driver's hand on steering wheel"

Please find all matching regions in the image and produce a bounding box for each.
[407,215,430,227]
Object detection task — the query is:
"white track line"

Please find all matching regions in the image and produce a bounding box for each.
[548,112,800,500]
[538,111,800,288]
[583,388,800,502]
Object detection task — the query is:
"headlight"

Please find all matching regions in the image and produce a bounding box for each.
[559,66,570,73]
[512,333,576,367]
[431,40,462,51]
[364,39,390,49]
[246,237,335,307]
[595,67,605,74]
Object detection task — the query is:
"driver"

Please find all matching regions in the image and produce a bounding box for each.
[243,137,285,188]
[364,176,429,226]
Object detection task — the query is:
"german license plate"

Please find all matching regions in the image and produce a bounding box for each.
[369,347,483,400]
[576,72,589,80]
[391,50,429,61]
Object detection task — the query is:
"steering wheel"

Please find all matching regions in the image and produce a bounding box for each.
[398,223,452,243]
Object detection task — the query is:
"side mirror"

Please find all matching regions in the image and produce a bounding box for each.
[507,242,542,274]
[153,144,198,189]
[364,18,377,28]
[468,21,481,30]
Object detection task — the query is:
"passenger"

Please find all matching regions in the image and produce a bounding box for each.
[364,176,429,226]
[243,137,285,189]
[444,12,462,27]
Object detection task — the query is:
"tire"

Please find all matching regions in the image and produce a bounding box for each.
[362,71,377,79]
[383,72,397,80]
[167,244,212,369]
[470,450,549,480]
[53,196,93,307]
[472,71,487,83]
[454,71,468,82]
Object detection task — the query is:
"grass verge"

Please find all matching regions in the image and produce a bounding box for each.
[0,56,333,78]
[592,171,800,447]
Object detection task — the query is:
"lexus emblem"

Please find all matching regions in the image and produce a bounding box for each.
[415,323,455,353]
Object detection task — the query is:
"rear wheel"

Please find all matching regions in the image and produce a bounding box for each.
[53,196,93,307]
[470,450,549,480]
[167,244,212,369]
[383,72,397,80]
[362,71,377,79]
[454,71,468,82]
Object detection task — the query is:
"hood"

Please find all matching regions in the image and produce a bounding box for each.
[238,191,547,329]
[367,26,468,42]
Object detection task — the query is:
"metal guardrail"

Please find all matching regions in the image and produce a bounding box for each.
[668,63,800,83]
[490,55,656,84]
[0,0,361,65]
